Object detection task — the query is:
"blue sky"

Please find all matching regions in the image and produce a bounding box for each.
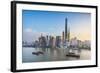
[22,10,91,42]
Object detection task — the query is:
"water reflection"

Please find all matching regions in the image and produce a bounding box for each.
[22,47,91,63]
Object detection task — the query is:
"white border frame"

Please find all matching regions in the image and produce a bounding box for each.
[16,3,96,70]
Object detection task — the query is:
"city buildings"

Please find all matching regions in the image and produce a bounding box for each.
[55,36,61,48]
[23,17,90,50]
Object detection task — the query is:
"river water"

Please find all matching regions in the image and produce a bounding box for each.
[22,47,91,63]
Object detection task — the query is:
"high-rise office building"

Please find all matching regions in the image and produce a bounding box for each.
[62,31,65,42]
[65,18,70,41]
[62,31,65,47]
[49,36,55,48]
[65,18,68,40]
[39,36,46,48]
[56,36,61,48]
[46,35,49,47]
[67,28,70,42]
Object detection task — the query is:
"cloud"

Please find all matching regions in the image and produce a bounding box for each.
[25,28,33,32]
[23,28,40,43]
[23,28,48,43]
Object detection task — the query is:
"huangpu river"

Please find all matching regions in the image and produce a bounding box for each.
[22,47,91,63]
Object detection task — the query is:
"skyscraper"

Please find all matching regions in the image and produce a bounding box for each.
[67,28,70,42]
[39,36,46,48]
[62,31,65,46]
[62,31,65,42]
[65,18,67,40]
[49,36,55,48]
[65,18,70,41]
[56,36,61,48]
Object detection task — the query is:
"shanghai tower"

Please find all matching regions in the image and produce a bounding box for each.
[65,18,67,40]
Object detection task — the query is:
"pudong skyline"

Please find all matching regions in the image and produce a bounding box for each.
[22,10,91,63]
[22,10,91,42]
